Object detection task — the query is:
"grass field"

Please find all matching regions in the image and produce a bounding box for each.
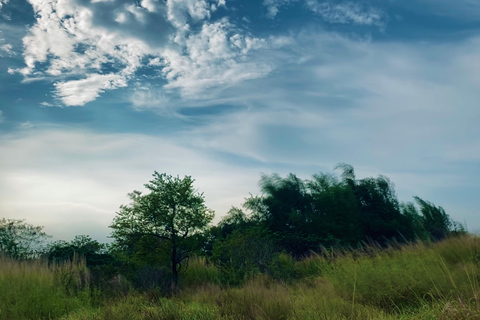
[2,236,480,319]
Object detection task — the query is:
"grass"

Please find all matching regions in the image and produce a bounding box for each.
[3,235,480,319]
[0,256,93,320]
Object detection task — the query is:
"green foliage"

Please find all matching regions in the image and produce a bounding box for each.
[212,225,277,285]
[414,196,453,240]
[265,252,298,282]
[180,257,221,288]
[355,175,412,241]
[244,164,459,257]
[308,172,362,245]
[110,172,214,290]
[0,218,50,259]
[46,235,113,267]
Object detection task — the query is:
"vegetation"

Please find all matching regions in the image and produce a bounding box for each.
[0,165,474,319]
[110,172,214,291]
[2,236,480,319]
[0,218,50,259]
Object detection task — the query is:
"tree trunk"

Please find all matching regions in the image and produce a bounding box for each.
[171,242,178,293]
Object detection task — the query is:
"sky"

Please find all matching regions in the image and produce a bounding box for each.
[0,0,479,242]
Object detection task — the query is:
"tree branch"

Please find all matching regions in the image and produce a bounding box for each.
[131,232,171,241]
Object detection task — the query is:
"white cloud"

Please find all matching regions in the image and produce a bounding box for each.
[0,0,8,9]
[141,0,158,13]
[0,110,4,123]
[115,12,127,24]
[263,0,296,18]
[129,86,168,110]
[0,43,14,55]
[166,0,212,29]
[54,73,128,106]
[162,19,271,97]
[13,0,273,106]
[125,4,147,23]
[11,0,156,105]
[0,31,15,56]
[305,0,385,26]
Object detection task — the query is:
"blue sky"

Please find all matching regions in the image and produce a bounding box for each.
[1,0,479,242]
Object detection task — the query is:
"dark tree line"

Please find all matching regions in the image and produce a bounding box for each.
[212,164,458,259]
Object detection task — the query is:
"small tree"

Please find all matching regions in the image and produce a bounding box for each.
[0,218,50,259]
[110,172,214,291]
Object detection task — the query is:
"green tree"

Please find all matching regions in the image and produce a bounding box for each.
[0,218,50,259]
[308,172,363,245]
[46,235,112,267]
[110,172,214,291]
[414,196,452,240]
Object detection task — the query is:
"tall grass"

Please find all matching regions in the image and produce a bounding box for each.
[4,236,480,319]
[0,256,92,320]
[322,236,480,313]
[180,257,221,289]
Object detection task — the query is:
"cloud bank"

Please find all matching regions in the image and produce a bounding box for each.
[10,0,274,106]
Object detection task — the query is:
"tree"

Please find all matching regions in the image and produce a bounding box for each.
[46,235,112,267]
[308,172,363,245]
[0,218,50,259]
[110,172,214,291]
[414,196,452,240]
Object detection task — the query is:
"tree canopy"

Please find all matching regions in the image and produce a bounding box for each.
[237,164,460,257]
[110,172,214,290]
[0,218,50,259]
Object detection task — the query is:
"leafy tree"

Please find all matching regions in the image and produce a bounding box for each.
[308,172,363,245]
[257,173,311,233]
[46,235,112,267]
[400,202,429,240]
[214,207,254,238]
[355,176,408,241]
[414,196,452,240]
[110,172,214,291]
[0,218,50,259]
